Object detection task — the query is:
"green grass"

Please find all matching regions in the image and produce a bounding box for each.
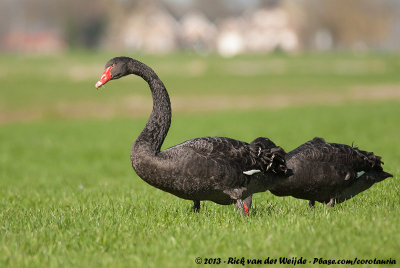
[1,53,400,267]
[1,52,400,110]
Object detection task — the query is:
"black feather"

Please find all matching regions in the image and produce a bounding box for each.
[98,57,288,213]
[266,137,392,204]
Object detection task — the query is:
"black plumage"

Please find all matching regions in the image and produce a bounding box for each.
[252,137,393,206]
[95,57,287,215]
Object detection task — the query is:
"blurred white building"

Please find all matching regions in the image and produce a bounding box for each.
[105,4,299,56]
[217,8,299,57]
[109,4,179,53]
[246,8,299,52]
[217,19,246,57]
[180,12,218,52]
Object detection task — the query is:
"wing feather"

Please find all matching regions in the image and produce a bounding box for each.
[287,137,384,181]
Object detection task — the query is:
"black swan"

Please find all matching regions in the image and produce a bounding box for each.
[250,137,393,207]
[95,57,288,215]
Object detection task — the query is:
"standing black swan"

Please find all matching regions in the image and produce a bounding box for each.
[250,137,393,207]
[95,57,288,215]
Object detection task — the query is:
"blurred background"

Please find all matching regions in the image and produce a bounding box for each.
[1,1,400,266]
[1,0,400,55]
[1,0,400,125]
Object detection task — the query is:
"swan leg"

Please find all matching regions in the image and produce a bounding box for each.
[243,195,253,211]
[235,199,250,216]
[192,200,200,213]
[308,200,315,208]
[326,198,335,207]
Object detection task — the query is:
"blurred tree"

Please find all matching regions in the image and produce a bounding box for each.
[58,0,108,48]
[300,0,395,50]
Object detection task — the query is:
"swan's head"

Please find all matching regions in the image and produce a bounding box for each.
[95,57,132,88]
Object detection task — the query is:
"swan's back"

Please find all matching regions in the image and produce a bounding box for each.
[271,137,392,203]
[287,137,384,174]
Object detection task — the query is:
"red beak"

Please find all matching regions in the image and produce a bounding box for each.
[95,66,113,88]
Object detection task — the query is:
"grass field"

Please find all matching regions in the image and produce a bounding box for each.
[0,52,399,267]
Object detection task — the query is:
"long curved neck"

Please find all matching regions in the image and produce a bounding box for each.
[130,59,171,155]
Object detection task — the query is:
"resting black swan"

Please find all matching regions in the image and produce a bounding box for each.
[249,137,393,207]
[95,57,287,215]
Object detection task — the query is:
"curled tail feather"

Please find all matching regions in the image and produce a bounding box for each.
[250,137,288,175]
[353,147,385,172]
